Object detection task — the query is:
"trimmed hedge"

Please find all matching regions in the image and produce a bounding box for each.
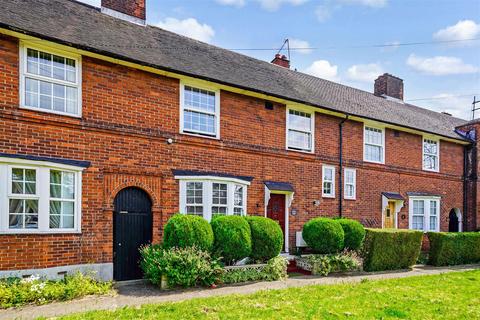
[163,214,214,252]
[211,215,252,265]
[338,219,366,251]
[302,218,344,254]
[428,232,480,266]
[362,229,423,272]
[246,216,283,262]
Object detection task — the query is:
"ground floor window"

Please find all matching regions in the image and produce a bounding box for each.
[0,158,83,233]
[178,177,248,221]
[409,197,440,232]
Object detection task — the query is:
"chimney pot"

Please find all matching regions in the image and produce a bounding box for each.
[101,0,146,24]
[374,73,404,101]
[271,54,290,69]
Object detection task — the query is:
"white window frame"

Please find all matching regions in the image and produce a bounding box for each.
[179,82,221,139]
[423,138,440,172]
[344,168,356,200]
[363,125,385,164]
[19,42,82,118]
[322,165,335,198]
[0,157,84,234]
[176,176,249,221]
[408,196,441,232]
[286,107,315,153]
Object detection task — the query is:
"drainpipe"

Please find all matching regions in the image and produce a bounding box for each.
[463,145,468,232]
[338,114,349,218]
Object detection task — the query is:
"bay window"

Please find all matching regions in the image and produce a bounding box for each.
[20,44,81,117]
[178,177,249,221]
[409,197,440,232]
[287,108,314,152]
[0,159,83,233]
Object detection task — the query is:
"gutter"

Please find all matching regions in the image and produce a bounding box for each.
[0,24,469,144]
[338,115,349,218]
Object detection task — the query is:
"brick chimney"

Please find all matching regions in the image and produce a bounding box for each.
[374,73,404,101]
[271,54,290,69]
[101,0,146,25]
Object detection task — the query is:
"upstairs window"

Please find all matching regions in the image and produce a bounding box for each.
[181,84,220,138]
[287,108,314,152]
[364,126,384,163]
[423,139,439,172]
[409,197,440,232]
[20,44,81,117]
[344,168,356,200]
[322,166,335,198]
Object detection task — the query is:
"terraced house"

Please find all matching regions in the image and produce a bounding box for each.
[0,0,478,281]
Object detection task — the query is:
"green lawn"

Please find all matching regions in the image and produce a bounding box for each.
[59,270,480,320]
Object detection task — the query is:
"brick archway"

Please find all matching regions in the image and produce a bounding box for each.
[107,181,159,211]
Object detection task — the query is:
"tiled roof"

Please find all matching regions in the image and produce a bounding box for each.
[0,0,468,140]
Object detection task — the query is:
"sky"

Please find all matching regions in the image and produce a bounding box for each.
[80,0,480,120]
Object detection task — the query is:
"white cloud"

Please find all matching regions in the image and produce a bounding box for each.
[256,0,309,11]
[216,0,246,7]
[288,38,312,54]
[154,18,215,43]
[406,54,478,76]
[414,93,472,120]
[315,5,332,22]
[347,63,383,82]
[304,60,339,81]
[338,0,387,7]
[433,20,480,45]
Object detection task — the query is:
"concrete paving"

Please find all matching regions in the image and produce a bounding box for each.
[1,264,479,320]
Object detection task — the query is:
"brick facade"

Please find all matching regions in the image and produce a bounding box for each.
[0,34,473,274]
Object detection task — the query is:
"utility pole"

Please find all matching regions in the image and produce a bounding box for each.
[473,96,480,120]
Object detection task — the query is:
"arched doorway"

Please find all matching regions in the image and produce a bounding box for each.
[113,187,153,281]
[448,208,462,232]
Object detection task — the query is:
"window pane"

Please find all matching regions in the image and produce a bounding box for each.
[186,182,203,206]
[186,206,203,215]
[184,86,216,113]
[288,110,311,132]
[11,168,36,195]
[429,216,437,231]
[323,182,332,195]
[423,155,437,170]
[9,214,23,229]
[212,207,227,214]
[346,185,354,197]
[365,145,382,162]
[288,130,311,150]
[234,207,243,216]
[184,110,215,134]
[234,185,243,206]
[365,127,382,145]
[49,171,76,229]
[212,183,227,205]
[9,199,23,214]
[324,168,333,181]
[412,216,424,230]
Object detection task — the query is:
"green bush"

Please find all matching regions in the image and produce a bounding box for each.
[428,232,480,266]
[302,218,344,254]
[0,273,112,309]
[338,219,366,251]
[246,216,283,262]
[211,215,252,265]
[163,214,214,252]
[140,245,223,288]
[361,229,423,272]
[221,256,288,284]
[303,251,362,276]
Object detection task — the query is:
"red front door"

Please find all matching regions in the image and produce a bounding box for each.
[267,194,286,248]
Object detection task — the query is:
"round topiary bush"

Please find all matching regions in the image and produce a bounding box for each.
[247,216,283,262]
[302,218,344,254]
[211,215,252,265]
[163,214,214,252]
[338,218,366,251]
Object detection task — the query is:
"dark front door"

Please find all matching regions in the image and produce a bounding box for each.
[267,194,286,249]
[448,209,459,232]
[113,187,152,281]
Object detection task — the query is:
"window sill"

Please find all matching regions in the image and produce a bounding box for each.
[364,159,385,165]
[344,197,356,201]
[180,131,220,140]
[0,230,82,235]
[422,168,440,173]
[20,105,82,119]
[322,195,335,199]
[286,148,314,155]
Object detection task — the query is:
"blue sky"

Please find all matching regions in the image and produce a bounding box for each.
[81,0,480,120]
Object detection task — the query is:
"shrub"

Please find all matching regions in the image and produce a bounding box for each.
[338,219,366,251]
[303,251,362,276]
[361,229,423,272]
[428,232,480,266]
[246,216,283,262]
[163,214,214,252]
[302,218,344,254]
[140,245,223,288]
[221,256,288,284]
[211,215,252,265]
[0,273,112,309]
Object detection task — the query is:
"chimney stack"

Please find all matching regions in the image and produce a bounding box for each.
[374,73,404,101]
[271,54,290,69]
[101,0,146,25]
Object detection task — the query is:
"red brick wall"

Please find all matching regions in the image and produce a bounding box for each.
[0,34,469,269]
